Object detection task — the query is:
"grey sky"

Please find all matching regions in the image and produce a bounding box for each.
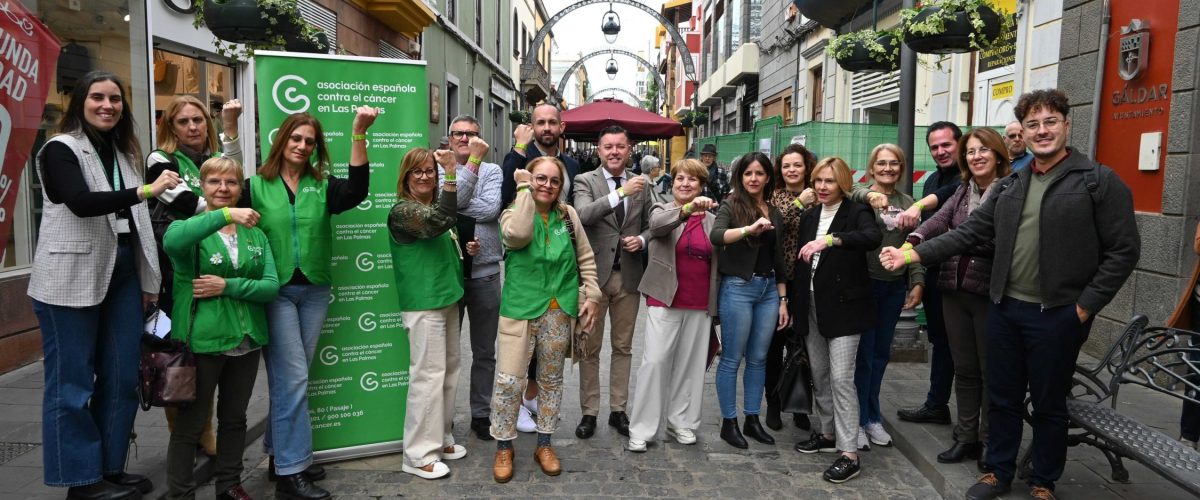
[542,0,662,105]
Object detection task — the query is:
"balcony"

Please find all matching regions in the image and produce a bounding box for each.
[698,43,758,106]
[521,63,554,103]
[352,0,437,38]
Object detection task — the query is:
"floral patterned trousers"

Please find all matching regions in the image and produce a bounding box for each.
[490,309,571,441]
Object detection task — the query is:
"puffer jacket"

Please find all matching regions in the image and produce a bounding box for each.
[910,182,993,296]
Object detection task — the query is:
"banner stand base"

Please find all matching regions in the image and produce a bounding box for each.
[313,440,404,464]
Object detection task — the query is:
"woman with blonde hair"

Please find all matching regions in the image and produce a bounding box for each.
[793,157,881,484]
[491,156,600,483]
[626,159,719,452]
[163,157,276,499]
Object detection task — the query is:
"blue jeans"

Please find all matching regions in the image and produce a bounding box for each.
[985,297,1091,489]
[34,244,142,486]
[855,278,907,425]
[263,283,331,476]
[716,275,779,419]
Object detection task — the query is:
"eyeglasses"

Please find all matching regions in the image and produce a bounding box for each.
[1006,133,1022,139]
[449,130,480,139]
[874,160,902,168]
[410,168,438,179]
[965,146,993,157]
[533,174,562,188]
[1023,117,1064,132]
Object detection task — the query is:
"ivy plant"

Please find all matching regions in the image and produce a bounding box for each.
[900,0,1015,52]
[191,0,324,61]
[825,28,902,66]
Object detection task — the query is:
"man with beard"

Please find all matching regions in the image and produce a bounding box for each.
[1004,121,1033,171]
[501,103,581,206]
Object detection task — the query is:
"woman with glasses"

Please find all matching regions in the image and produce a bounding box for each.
[387,147,469,480]
[491,157,599,483]
[846,144,926,451]
[792,157,882,484]
[625,159,719,453]
[162,157,276,500]
[901,128,1012,470]
[242,106,378,499]
[765,144,817,432]
[709,152,790,449]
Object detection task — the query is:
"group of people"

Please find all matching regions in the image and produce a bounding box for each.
[30,71,1139,500]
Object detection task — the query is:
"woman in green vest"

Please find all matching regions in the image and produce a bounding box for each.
[147,94,243,457]
[490,156,600,484]
[162,156,277,500]
[243,106,378,499]
[387,147,468,480]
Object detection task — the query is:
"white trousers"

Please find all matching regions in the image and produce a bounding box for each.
[402,305,461,467]
[628,306,711,441]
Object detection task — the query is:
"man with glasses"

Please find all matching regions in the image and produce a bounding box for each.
[879,89,1139,500]
[501,103,580,207]
[1004,121,1033,171]
[571,125,652,439]
[441,115,505,442]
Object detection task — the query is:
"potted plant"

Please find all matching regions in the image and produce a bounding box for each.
[901,0,1011,55]
[284,25,329,54]
[508,110,532,125]
[826,29,902,72]
[197,0,303,45]
[793,0,874,29]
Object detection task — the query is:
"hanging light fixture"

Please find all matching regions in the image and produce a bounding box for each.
[601,2,621,44]
[605,57,618,80]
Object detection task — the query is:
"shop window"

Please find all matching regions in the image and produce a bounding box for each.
[152,50,236,132]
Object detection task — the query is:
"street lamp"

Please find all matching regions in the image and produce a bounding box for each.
[606,57,618,80]
[601,3,621,44]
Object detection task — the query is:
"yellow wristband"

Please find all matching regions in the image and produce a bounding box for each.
[443,174,457,182]
[901,242,914,250]
[222,207,233,224]
[468,155,482,165]
[517,185,529,192]
[617,187,625,198]
[825,234,834,246]
[740,227,748,237]
[793,198,804,209]
[514,143,527,151]
[682,202,692,214]
[914,201,925,211]
[903,250,913,265]
[143,184,153,200]
[351,133,367,141]
[224,133,238,141]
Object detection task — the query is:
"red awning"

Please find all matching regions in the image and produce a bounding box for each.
[560,98,685,142]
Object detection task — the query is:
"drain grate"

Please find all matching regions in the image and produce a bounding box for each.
[0,442,38,465]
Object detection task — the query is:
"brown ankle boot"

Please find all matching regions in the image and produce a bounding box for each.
[493,449,514,483]
[534,446,561,476]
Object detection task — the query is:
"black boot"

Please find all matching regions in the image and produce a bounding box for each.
[66,481,140,500]
[977,446,993,472]
[743,414,775,445]
[765,407,783,431]
[937,441,983,463]
[102,472,152,494]
[275,473,331,500]
[269,456,327,482]
[794,413,811,430]
[720,418,748,449]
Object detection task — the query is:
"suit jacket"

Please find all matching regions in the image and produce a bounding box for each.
[792,200,882,339]
[573,167,652,292]
[639,202,719,316]
[500,143,581,207]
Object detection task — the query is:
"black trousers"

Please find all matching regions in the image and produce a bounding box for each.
[1182,301,1200,441]
[166,350,260,499]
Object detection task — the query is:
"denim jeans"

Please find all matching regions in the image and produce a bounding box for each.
[716,275,779,419]
[263,284,331,476]
[855,278,907,426]
[35,244,142,486]
[985,297,1091,489]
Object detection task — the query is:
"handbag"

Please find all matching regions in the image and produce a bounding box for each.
[773,340,814,415]
[706,320,722,370]
[137,246,200,410]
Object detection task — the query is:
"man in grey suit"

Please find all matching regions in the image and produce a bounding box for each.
[572,125,652,439]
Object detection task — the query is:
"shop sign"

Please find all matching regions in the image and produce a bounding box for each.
[0,1,60,259]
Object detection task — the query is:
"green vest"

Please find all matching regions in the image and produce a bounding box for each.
[500,210,580,319]
[153,149,211,217]
[250,174,333,284]
[164,210,279,353]
[389,217,464,311]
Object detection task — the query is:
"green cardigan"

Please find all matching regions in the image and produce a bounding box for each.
[163,209,280,353]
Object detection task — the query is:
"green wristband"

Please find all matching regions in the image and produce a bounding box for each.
[143,184,153,200]
[468,155,482,165]
[825,234,834,246]
[222,207,233,223]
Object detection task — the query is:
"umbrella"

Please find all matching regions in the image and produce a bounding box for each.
[561,98,685,142]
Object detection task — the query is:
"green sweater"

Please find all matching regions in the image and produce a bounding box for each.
[163,209,279,353]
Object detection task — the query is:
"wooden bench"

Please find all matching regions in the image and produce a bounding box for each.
[1020,315,1200,494]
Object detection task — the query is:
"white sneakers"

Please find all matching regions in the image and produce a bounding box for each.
[402,460,450,480]
[442,444,467,460]
[517,397,538,433]
[626,438,648,452]
[666,427,697,445]
[857,427,871,451]
[864,422,894,447]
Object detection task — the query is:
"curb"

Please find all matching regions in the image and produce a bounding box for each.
[146,413,269,500]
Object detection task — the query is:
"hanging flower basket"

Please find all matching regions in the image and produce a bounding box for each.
[793,0,873,29]
[284,30,329,54]
[508,110,532,124]
[901,1,1007,55]
[200,0,303,45]
[680,115,694,128]
[828,30,901,73]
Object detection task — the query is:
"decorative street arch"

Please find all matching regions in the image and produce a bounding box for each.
[556,49,664,107]
[586,88,643,103]
[523,0,698,105]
